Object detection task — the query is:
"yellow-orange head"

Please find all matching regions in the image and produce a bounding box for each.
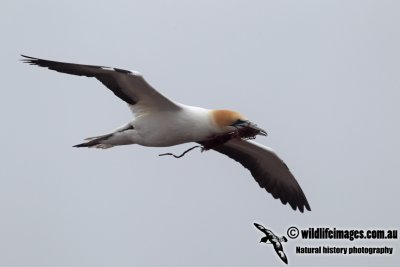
[211,109,247,129]
[210,109,267,136]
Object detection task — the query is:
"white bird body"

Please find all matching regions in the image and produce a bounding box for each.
[21,55,311,212]
[110,104,226,147]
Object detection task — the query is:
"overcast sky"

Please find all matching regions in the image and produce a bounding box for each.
[1,0,399,266]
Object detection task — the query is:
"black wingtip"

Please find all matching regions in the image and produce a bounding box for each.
[295,203,311,213]
[275,188,311,213]
[253,223,265,232]
[301,200,312,212]
[20,54,39,64]
[306,204,312,212]
[73,143,89,148]
[20,54,35,60]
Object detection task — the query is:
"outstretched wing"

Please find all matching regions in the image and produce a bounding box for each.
[212,139,311,212]
[272,241,288,264]
[21,55,181,112]
[254,223,269,235]
[254,223,277,241]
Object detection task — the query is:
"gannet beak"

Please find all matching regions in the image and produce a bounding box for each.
[249,122,268,136]
[232,120,268,136]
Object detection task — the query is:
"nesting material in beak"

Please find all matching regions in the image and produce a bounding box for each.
[232,120,268,138]
[248,122,268,136]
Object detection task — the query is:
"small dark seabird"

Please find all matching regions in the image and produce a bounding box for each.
[254,223,289,264]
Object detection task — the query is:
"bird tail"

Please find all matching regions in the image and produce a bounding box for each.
[73,133,114,149]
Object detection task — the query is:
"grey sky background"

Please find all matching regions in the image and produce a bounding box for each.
[1,0,399,266]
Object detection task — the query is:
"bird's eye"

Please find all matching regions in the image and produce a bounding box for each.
[231,119,248,126]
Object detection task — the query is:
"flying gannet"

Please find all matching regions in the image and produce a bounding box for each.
[21,55,311,212]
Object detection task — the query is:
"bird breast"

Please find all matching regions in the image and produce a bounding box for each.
[132,106,218,147]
